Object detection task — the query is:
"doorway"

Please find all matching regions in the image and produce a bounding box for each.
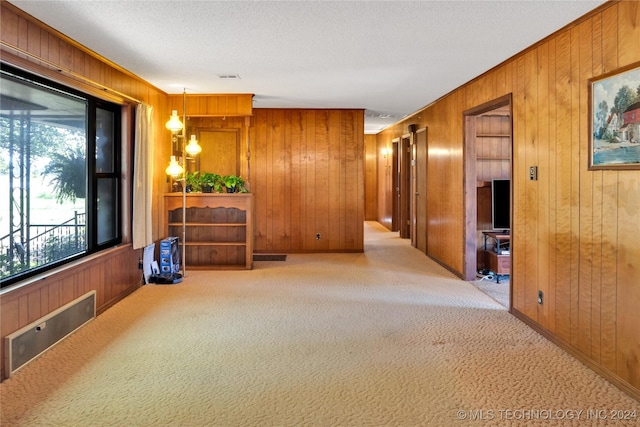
[398,134,411,239]
[414,128,427,253]
[391,128,425,251]
[391,139,399,232]
[463,95,512,307]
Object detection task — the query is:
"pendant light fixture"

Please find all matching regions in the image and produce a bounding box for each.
[164,90,201,279]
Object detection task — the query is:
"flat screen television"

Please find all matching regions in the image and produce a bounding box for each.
[491,179,510,232]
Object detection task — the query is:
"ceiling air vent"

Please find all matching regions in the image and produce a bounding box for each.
[218,74,241,79]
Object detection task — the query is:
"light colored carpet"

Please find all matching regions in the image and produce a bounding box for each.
[470,274,510,308]
[1,222,637,426]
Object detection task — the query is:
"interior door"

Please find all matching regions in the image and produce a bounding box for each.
[391,140,399,232]
[398,135,411,239]
[415,128,427,253]
[411,136,417,247]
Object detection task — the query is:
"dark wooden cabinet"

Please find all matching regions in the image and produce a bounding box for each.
[486,249,510,275]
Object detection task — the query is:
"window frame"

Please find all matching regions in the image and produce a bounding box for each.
[0,63,124,288]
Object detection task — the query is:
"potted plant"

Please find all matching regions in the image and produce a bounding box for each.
[235,176,248,193]
[222,175,248,193]
[42,147,86,202]
[213,174,226,193]
[200,172,220,193]
[185,171,201,193]
[222,175,238,193]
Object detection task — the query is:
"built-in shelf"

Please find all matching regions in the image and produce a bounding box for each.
[476,133,510,138]
[164,193,254,270]
[183,242,246,246]
[167,222,245,227]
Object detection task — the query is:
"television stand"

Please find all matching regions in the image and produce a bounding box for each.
[482,231,510,283]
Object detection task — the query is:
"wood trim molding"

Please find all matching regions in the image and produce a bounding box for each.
[511,308,640,402]
[1,45,139,105]
[1,1,162,93]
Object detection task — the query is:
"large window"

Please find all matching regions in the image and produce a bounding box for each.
[0,64,121,287]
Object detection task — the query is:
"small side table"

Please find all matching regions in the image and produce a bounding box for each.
[482,231,510,283]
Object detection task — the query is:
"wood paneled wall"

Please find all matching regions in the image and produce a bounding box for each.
[0,246,141,371]
[178,111,366,260]
[168,94,253,117]
[0,2,167,380]
[378,1,639,398]
[0,250,139,317]
[250,109,364,252]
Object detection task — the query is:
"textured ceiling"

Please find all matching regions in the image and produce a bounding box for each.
[9,0,604,133]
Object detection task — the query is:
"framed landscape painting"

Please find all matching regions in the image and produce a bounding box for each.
[589,61,640,170]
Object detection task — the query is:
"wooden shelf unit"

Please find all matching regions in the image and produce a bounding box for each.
[475,115,511,182]
[486,249,510,275]
[164,193,254,270]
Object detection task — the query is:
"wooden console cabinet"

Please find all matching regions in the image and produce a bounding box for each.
[482,231,510,282]
[164,193,254,270]
[486,249,510,275]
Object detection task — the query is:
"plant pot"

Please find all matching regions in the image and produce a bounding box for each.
[226,187,235,193]
[202,185,213,193]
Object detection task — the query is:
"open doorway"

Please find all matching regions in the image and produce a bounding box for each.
[391,139,399,232]
[397,134,411,239]
[463,95,512,308]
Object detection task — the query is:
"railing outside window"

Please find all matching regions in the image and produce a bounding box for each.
[0,212,86,279]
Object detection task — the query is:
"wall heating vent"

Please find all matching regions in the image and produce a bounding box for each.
[4,291,96,378]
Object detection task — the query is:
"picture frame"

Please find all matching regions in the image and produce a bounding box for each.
[588,61,640,170]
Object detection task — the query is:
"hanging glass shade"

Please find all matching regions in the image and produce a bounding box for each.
[185,135,202,156]
[165,155,184,177]
[165,110,184,132]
